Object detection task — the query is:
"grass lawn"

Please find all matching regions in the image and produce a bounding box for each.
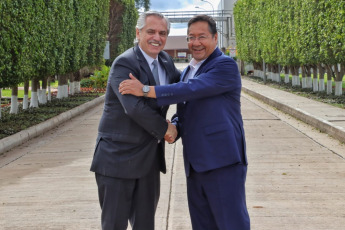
[245,75,345,109]
[0,91,103,140]
[1,81,59,98]
[1,89,32,98]
[283,74,345,88]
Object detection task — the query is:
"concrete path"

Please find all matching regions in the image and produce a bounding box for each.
[242,78,345,145]
[0,77,344,229]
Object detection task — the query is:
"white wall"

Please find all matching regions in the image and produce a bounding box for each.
[217,0,237,49]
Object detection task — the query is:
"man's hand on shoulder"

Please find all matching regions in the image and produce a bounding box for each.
[119,73,157,98]
[119,73,144,96]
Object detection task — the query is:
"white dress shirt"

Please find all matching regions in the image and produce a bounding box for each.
[184,58,206,82]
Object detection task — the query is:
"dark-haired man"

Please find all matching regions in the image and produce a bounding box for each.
[120,14,250,230]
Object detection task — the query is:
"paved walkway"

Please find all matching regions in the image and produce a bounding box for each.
[0,77,344,229]
[242,78,345,145]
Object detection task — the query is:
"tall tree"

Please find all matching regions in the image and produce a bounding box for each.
[108,0,138,63]
[135,0,150,11]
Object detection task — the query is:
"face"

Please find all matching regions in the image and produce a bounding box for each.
[136,15,168,59]
[187,21,218,62]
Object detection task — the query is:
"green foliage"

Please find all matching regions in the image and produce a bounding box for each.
[80,65,110,89]
[90,65,110,89]
[108,0,138,64]
[87,0,110,68]
[80,78,95,88]
[234,0,345,68]
[0,0,33,87]
[117,0,138,57]
[318,0,345,65]
[0,0,110,88]
[134,0,150,10]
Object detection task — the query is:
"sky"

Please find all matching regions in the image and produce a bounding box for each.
[149,0,221,35]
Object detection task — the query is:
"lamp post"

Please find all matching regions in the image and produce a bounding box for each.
[195,6,206,11]
[201,0,214,16]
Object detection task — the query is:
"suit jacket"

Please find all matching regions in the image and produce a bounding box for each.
[155,48,247,176]
[90,45,180,179]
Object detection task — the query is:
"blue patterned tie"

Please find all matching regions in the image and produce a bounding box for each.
[152,60,160,85]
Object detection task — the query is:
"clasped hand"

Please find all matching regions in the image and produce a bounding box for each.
[119,74,177,143]
[165,121,177,144]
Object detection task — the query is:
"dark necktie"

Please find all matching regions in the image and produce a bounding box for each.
[152,60,160,85]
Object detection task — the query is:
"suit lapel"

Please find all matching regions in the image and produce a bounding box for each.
[181,66,190,82]
[194,47,222,77]
[134,45,156,85]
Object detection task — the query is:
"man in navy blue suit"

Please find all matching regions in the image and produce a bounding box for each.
[119,14,250,230]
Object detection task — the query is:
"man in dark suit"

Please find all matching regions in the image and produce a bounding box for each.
[90,11,180,230]
[119,15,250,230]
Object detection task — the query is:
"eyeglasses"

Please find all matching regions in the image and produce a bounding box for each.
[186,35,209,43]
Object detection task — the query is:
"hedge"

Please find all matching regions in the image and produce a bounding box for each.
[234,0,345,95]
[0,0,109,88]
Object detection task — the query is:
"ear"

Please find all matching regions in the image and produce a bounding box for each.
[136,28,140,40]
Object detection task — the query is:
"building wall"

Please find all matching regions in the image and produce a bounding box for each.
[164,49,191,61]
[220,0,237,11]
[164,36,192,61]
[218,0,237,55]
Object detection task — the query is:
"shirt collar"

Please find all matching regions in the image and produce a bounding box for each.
[189,58,206,70]
[139,46,158,67]
[188,46,218,69]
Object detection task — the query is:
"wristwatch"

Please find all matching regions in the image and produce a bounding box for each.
[142,85,150,97]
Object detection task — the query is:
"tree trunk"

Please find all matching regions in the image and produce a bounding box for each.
[23,81,30,109]
[318,63,325,92]
[57,75,62,99]
[284,66,290,84]
[240,60,245,76]
[334,64,344,96]
[0,88,2,119]
[267,64,272,81]
[57,75,69,99]
[291,67,296,86]
[301,66,307,88]
[69,73,75,95]
[40,77,48,104]
[74,71,81,93]
[10,86,19,114]
[293,66,300,87]
[271,64,277,82]
[276,65,281,83]
[37,79,42,104]
[109,0,125,59]
[334,81,342,96]
[325,65,333,95]
[341,64,345,95]
[253,62,258,78]
[254,62,263,79]
[47,76,52,101]
[312,65,318,92]
[30,78,39,108]
[263,62,267,83]
[307,66,312,88]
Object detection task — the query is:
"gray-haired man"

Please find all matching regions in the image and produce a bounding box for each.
[90,11,180,230]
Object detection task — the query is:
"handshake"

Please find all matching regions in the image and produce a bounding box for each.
[164,121,177,144]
